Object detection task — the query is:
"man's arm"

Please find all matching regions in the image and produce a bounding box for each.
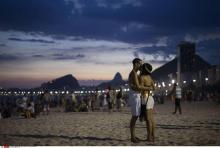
[132,72,152,91]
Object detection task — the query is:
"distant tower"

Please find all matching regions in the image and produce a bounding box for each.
[178,41,196,72]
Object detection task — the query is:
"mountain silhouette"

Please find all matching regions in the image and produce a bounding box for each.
[97,72,126,89]
[41,74,80,90]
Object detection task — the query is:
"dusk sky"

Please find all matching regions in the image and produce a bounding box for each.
[0,0,220,88]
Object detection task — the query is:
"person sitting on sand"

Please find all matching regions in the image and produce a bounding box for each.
[128,58,153,143]
[139,63,156,142]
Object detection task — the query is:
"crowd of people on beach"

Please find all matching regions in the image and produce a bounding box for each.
[0,86,129,119]
[0,82,219,120]
[153,82,220,104]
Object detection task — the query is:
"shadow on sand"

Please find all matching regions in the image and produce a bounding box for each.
[1,134,126,142]
[125,124,220,131]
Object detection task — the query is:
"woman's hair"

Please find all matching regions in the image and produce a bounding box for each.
[140,63,152,76]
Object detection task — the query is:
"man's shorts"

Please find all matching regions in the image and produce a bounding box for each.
[129,90,141,116]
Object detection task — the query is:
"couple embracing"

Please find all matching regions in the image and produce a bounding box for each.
[128,58,155,143]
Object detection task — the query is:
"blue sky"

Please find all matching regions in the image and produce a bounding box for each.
[0,0,220,88]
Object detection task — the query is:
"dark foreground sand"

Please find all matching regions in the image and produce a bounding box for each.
[1,100,220,146]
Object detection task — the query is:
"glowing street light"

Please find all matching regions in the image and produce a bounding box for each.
[183,81,186,84]
[193,79,196,83]
[171,79,175,84]
[205,77,208,81]
[162,82,165,87]
[168,83,171,87]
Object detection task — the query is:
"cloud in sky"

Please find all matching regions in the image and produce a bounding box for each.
[0,30,174,88]
[0,54,20,62]
[53,53,86,60]
[95,0,142,9]
[184,33,220,43]
[0,0,220,88]
[8,37,55,44]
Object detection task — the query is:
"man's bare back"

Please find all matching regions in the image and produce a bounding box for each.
[129,70,140,92]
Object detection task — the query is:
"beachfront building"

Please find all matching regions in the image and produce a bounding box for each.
[152,41,213,87]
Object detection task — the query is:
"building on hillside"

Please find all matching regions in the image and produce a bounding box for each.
[152,41,213,86]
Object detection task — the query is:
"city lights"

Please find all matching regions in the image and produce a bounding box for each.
[0,76,214,96]
[162,82,166,87]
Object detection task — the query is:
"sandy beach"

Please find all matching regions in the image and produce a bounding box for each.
[1,100,220,146]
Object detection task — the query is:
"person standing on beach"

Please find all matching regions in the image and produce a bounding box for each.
[43,90,51,115]
[139,63,155,142]
[128,58,153,143]
[168,83,182,114]
[91,91,97,111]
[106,86,114,113]
[116,87,123,112]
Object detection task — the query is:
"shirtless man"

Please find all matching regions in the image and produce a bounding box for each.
[128,58,153,143]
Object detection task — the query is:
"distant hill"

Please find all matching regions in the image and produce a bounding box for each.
[97,72,126,89]
[151,58,177,80]
[151,55,211,81]
[41,74,80,90]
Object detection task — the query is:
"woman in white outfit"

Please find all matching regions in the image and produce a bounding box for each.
[139,63,155,142]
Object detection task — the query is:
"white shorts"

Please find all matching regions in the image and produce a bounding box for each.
[146,96,154,109]
[129,90,141,116]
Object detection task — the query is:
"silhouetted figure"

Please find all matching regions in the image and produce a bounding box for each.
[116,87,123,112]
[106,86,114,112]
[91,91,96,111]
[43,90,51,115]
[187,90,193,103]
[168,83,182,114]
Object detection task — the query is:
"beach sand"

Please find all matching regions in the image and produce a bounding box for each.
[0,100,220,146]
